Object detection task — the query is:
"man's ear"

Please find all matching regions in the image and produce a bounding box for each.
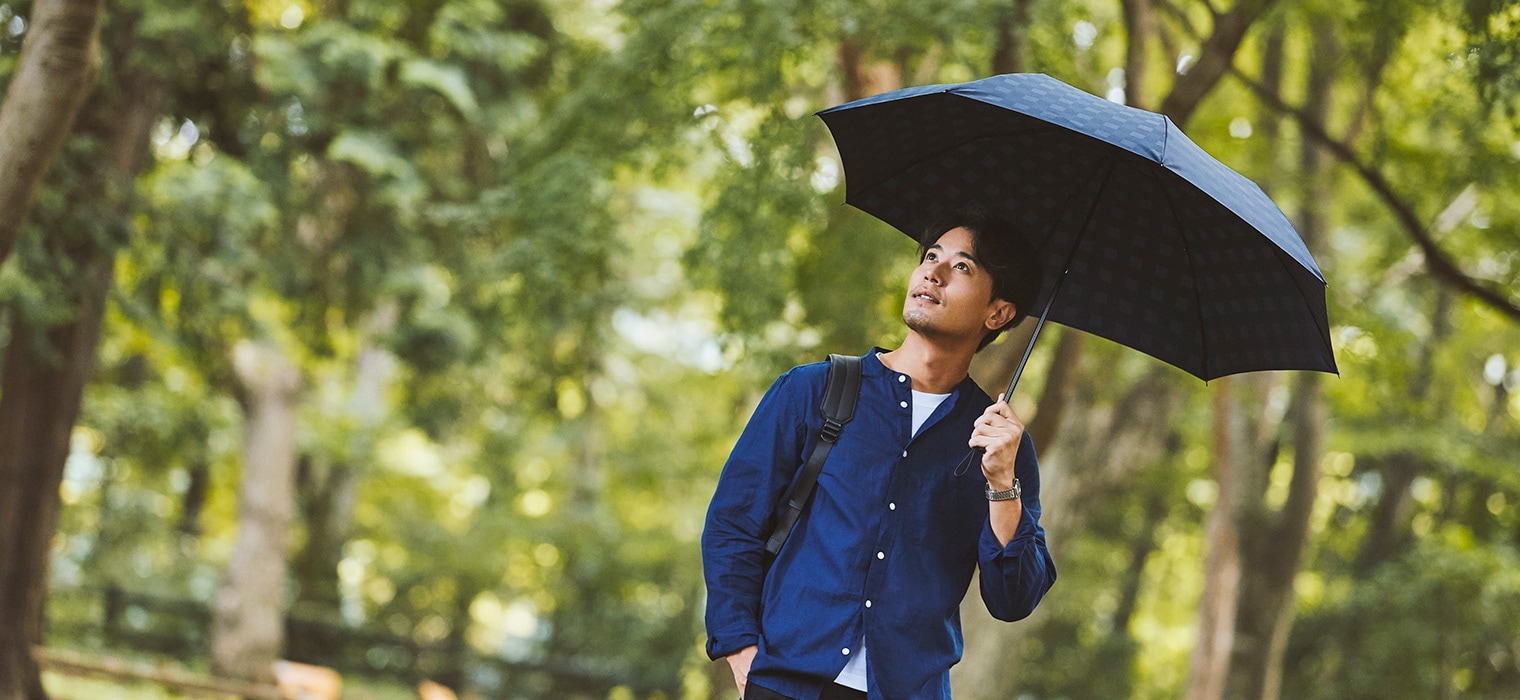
[985,299,1016,331]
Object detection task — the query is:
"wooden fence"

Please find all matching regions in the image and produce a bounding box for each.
[46,585,640,698]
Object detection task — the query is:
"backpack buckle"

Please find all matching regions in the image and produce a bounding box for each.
[820,419,844,443]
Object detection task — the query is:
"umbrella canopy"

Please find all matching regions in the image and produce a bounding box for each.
[818,73,1337,383]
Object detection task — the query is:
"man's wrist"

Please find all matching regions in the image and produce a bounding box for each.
[985,477,1021,501]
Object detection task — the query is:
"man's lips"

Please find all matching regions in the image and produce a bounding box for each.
[911,290,940,304]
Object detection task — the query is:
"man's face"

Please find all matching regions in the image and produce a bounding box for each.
[903,227,1015,343]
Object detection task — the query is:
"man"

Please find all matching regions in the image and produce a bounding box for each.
[702,208,1057,700]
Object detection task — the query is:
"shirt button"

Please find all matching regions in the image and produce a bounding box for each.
[897,375,906,383]
[899,401,908,409]
[889,503,896,510]
[842,648,851,656]
[865,600,873,608]
[876,551,885,560]
[901,450,908,457]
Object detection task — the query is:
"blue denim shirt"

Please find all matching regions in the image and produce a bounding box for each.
[702,350,1056,699]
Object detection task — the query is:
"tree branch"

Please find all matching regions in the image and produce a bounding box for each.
[1231,68,1520,323]
[1159,0,1281,126]
[1154,0,1201,39]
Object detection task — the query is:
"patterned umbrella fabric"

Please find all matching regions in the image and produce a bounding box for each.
[818,73,1337,381]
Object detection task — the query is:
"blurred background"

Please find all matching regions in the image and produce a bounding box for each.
[1,0,1518,698]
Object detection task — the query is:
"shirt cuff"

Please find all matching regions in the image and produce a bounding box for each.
[706,626,760,660]
[980,504,1038,562]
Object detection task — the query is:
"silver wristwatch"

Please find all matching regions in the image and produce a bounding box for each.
[985,478,1021,502]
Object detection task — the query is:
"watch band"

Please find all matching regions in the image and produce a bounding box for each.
[985,477,1021,502]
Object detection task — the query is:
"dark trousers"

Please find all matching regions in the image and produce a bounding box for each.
[745,682,867,700]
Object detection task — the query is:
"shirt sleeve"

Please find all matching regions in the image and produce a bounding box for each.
[701,368,814,659]
[977,431,1057,622]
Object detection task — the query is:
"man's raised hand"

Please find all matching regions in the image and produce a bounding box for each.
[969,393,1023,490]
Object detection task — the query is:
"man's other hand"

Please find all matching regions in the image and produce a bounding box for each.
[727,645,758,697]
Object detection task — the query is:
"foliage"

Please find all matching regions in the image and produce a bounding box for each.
[2,0,1515,697]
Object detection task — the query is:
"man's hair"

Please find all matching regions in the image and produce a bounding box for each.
[915,207,1044,351]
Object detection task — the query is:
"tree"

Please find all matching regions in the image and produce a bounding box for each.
[0,2,135,696]
[207,342,301,681]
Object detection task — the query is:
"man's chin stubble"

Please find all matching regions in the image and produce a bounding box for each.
[903,308,936,333]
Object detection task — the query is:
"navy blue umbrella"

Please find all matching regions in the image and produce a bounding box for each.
[817,73,1337,397]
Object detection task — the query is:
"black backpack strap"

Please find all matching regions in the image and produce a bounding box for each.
[764,354,863,562]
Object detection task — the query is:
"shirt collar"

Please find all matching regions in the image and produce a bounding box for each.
[863,347,891,379]
[863,346,983,401]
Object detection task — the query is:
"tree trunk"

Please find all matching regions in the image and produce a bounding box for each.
[0,247,111,700]
[990,0,1034,75]
[292,458,357,614]
[1120,0,1155,109]
[1022,328,1087,451]
[291,312,393,614]
[836,36,872,104]
[1112,489,1170,635]
[210,340,302,683]
[0,0,105,265]
[177,456,212,537]
[1352,454,1419,574]
[1255,19,1286,160]
[1220,22,1337,699]
[176,414,213,536]
[1185,378,1248,700]
[1239,371,1324,699]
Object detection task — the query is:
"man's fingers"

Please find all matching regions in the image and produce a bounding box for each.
[972,419,1023,440]
[983,399,1016,422]
[970,424,1024,455]
[969,432,1014,450]
[971,425,1016,441]
[974,413,1021,430]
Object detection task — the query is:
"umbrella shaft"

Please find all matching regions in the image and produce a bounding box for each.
[1006,300,1053,397]
[1002,158,1115,402]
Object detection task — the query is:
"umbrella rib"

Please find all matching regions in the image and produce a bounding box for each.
[1155,169,1211,381]
[1005,157,1118,398]
[843,126,1062,205]
[1267,242,1340,375]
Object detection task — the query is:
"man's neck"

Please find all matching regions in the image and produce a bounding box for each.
[878,333,976,394]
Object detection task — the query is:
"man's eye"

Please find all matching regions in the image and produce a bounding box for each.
[956,262,969,271]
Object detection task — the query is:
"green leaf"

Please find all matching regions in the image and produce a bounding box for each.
[326,129,412,180]
[399,59,481,122]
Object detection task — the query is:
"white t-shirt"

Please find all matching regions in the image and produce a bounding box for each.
[834,387,950,691]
